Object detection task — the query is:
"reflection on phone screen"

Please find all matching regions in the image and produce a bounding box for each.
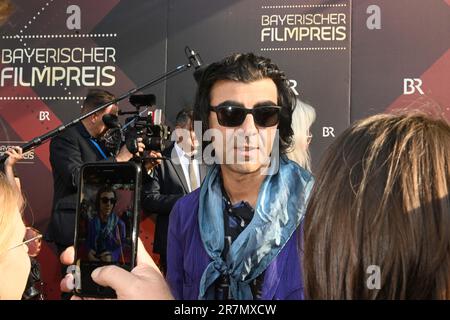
[75,167,137,297]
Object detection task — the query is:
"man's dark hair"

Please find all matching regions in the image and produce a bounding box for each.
[175,108,194,129]
[81,89,116,114]
[193,52,294,154]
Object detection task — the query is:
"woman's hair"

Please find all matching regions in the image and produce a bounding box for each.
[287,98,316,171]
[0,172,25,256]
[95,185,117,213]
[302,111,450,299]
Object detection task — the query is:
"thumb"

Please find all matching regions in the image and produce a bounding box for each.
[137,238,161,273]
[91,265,136,293]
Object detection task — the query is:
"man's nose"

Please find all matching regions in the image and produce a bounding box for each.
[239,113,258,135]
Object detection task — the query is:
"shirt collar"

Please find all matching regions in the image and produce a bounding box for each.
[174,142,195,162]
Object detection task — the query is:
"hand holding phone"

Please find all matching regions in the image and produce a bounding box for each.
[73,162,141,298]
[60,239,174,300]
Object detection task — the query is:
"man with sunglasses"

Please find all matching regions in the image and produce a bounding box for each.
[86,186,126,263]
[166,53,314,300]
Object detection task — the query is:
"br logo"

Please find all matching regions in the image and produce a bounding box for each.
[403,78,424,95]
[39,111,50,121]
[322,127,335,138]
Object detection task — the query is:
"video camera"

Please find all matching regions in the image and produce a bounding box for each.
[101,94,171,157]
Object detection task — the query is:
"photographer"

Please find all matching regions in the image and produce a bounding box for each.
[46,89,145,262]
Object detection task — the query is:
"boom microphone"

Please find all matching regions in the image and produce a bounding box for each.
[102,114,120,129]
[185,46,202,70]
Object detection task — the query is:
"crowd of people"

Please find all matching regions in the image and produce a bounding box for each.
[1,51,449,300]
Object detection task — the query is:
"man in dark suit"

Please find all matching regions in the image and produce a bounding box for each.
[142,108,207,274]
[46,89,144,252]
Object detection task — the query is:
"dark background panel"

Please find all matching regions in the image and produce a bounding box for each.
[92,0,168,114]
[351,0,450,120]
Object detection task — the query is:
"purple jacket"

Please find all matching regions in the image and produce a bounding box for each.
[166,189,304,300]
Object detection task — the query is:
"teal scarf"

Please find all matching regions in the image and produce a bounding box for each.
[93,212,119,250]
[198,156,314,299]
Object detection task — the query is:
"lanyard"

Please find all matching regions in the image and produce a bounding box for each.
[89,138,108,160]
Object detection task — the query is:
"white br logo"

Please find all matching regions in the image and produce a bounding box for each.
[39,111,50,121]
[322,127,335,137]
[403,78,424,95]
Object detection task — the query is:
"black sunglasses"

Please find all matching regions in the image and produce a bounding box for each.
[101,197,116,205]
[209,105,282,127]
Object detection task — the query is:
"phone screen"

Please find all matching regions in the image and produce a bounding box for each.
[73,162,140,298]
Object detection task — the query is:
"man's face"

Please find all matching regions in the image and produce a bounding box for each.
[209,78,279,174]
[175,119,200,156]
[93,104,119,138]
[99,191,116,217]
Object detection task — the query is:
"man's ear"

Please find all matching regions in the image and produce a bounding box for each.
[91,112,99,123]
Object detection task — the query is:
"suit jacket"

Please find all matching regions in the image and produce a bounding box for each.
[46,122,115,246]
[141,142,207,255]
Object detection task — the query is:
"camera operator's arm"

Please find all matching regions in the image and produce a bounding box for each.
[141,166,184,216]
[143,150,162,174]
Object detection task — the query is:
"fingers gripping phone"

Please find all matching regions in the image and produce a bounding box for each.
[72,162,141,298]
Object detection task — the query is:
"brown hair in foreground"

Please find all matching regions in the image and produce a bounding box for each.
[303,111,450,299]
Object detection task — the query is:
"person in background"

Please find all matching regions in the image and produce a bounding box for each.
[287,98,316,172]
[302,111,450,299]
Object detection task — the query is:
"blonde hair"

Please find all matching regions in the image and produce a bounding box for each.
[0,172,24,256]
[287,99,316,171]
[0,0,14,26]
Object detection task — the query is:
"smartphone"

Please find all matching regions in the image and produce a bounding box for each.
[72,162,141,298]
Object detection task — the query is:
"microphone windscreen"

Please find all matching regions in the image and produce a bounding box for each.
[129,94,156,107]
[102,114,120,128]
